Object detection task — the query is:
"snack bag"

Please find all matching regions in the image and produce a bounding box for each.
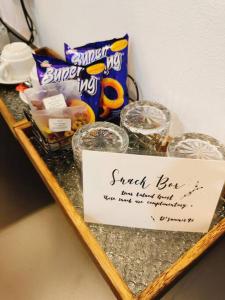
[64,34,129,122]
[33,53,105,119]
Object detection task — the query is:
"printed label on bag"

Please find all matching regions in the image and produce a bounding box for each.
[43,94,67,111]
[49,118,71,132]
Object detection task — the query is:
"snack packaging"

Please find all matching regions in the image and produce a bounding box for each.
[64,34,129,122]
[24,80,96,150]
[33,53,105,119]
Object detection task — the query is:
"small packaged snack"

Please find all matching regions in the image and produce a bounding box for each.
[24,80,96,150]
[64,34,129,122]
[33,53,105,119]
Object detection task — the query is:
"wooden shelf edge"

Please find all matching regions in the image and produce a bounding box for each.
[138,218,225,300]
[14,124,134,300]
[13,119,31,128]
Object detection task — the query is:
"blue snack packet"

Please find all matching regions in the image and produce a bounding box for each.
[33,53,105,119]
[64,34,129,122]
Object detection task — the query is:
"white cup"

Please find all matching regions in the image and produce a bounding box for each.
[0,42,34,82]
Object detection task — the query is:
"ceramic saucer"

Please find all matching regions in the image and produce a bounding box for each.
[0,74,30,85]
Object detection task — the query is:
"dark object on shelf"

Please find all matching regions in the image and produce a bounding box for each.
[34,47,64,60]
[127,74,139,102]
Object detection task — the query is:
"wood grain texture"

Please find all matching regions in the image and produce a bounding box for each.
[13,119,31,128]
[138,219,225,300]
[14,124,134,300]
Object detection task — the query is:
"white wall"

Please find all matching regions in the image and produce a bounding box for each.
[0,0,30,40]
[1,0,225,141]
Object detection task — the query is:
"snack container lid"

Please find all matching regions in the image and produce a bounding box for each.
[167,133,225,160]
[120,100,171,135]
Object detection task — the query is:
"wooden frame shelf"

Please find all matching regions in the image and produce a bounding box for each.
[1,100,225,300]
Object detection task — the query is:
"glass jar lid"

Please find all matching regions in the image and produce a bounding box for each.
[167,133,225,160]
[72,121,129,154]
[120,101,171,135]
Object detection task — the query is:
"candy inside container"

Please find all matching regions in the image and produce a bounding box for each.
[23,81,96,151]
[72,122,129,168]
[167,133,225,160]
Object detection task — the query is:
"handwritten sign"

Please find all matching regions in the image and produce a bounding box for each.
[82,151,225,233]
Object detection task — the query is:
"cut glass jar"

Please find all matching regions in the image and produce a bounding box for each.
[167,133,225,160]
[72,121,129,168]
[120,100,171,153]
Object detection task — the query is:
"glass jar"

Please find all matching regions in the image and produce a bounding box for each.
[167,133,225,160]
[72,121,129,168]
[120,100,171,153]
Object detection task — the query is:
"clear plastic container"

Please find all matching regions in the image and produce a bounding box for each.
[72,122,129,168]
[23,80,95,147]
[24,80,83,111]
[167,133,225,160]
[32,105,90,138]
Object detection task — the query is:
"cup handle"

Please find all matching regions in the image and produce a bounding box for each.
[0,62,10,81]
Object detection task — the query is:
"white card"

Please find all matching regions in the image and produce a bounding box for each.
[49,118,71,132]
[43,94,67,111]
[83,151,225,233]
